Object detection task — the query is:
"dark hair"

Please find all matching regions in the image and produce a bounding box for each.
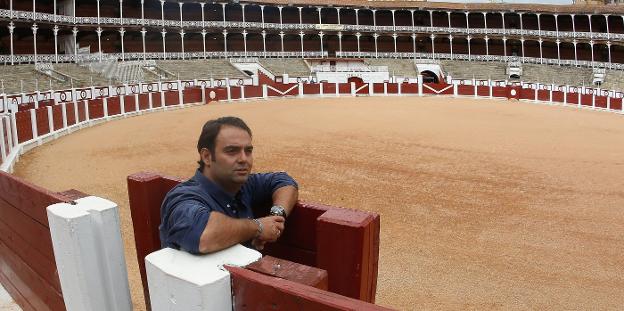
[197,116,252,171]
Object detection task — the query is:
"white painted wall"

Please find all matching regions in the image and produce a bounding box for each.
[315,71,390,83]
[47,196,132,311]
[146,245,261,311]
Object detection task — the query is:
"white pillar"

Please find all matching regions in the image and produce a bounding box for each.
[119,0,124,23]
[356,32,361,55]
[337,8,341,25]
[119,28,125,61]
[279,31,285,56]
[278,6,283,28]
[223,29,228,56]
[261,30,267,57]
[178,2,183,26]
[373,33,379,58]
[242,30,248,57]
[392,33,398,54]
[485,35,489,56]
[319,31,324,57]
[373,9,377,27]
[180,30,185,60]
[201,29,207,59]
[607,41,612,65]
[355,9,359,26]
[429,10,433,27]
[160,0,165,26]
[241,4,246,23]
[556,39,561,65]
[317,7,322,24]
[539,38,543,63]
[97,0,101,24]
[260,5,265,28]
[221,3,227,24]
[299,32,305,57]
[161,29,167,59]
[392,10,397,31]
[298,7,302,25]
[32,24,38,64]
[8,22,14,65]
[449,35,453,59]
[520,38,525,61]
[53,25,59,63]
[501,11,505,30]
[467,35,471,60]
[200,3,205,28]
[447,11,451,29]
[573,39,578,65]
[141,28,147,61]
[72,27,78,61]
[411,33,416,58]
[503,36,507,57]
[430,34,436,58]
[337,32,343,57]
[590,40,594,67]
[96,27,103,60]
[141,0,145,23]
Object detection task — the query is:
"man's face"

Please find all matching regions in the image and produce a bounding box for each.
[202,125,253,193]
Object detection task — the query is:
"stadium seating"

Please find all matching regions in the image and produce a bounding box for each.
[366,59,418,78]
[259,58,310,77]
[602,70,624,91]
[155,59,248,81]
[440,60,508,81]
[521,64,593,86]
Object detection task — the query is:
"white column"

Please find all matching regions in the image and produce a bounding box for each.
[483,12,487,29]
[178,2,183,26]
[430,34,436,58]
[119,28,125,61]
[179,30,185,60]
[355,9,359,26]
[200,3,205,28]
[337,32,343,57]
[317,7,322,24]
[465,12,469,29]
[279,31,285,56]
[537,13,541,34]
[241,4,246,23]
[519,13,523,31]
[160,0,165,26]
[201,29,207,59]
[97,0,101,24]
[467,35,471,60]
[411,33,416,58]
[278,6,283,28]
[72,27,78,61]
[319,31,324,57]
[242,30,248,57]
[141,28,147,61]
[607,41,612,65]
[356,32,361,55]
[590,40,594,67]
[119,0,124,23]
[373,33,379,58]
[261,30,267,57]
[605,15,610,38]
[221,3,227,24]
[299,31,304,57]
[8,22,14,65]
[161,29,167,59]
[32,0,36,20]
[501,12,505,30]
[96,27,103,60]
[141,0,145,23]
[392,10,397,31]
[485,35,489,56]
[520,38,525,62]
[32,24,38,64]
[538,38,543,63]
[260,5,265,28]
[222,29,228,56]
[392,33,398,54]
[373,9,377,27]
[449,35,453,59]
[53,25,59,63]
[298,7,302,25]
[411,10,415,27]
[555,14,559,37]
[573,39,578,65]
[572,14,576,34]
[588,14,592,35]
[337,8,341,25]
[447,11,451,29]
[429,10,433,27]
[53,0,57,22]
[556,39,561,65]
[502,36,507,57]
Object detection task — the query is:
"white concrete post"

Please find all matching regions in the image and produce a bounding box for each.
[0,118,6,163]
[592,91,596,108]
[146,245,261,311]
[47,196,132,311]
[335,83,339,97]
[262,85,268,99]
[178,81,184,107]
[319,82,324,96]
[489,80,493,99]
[134,94,140,112]
[10,112,18,149]
[103,98,109,118]
[298,83,304,97]
[473,79,478,98]
[607,94,611,110]
[201,84,206,104]
[368,83,374,96]
[47,106,54,132]
[549,84,554,104]
[453,82,458,97]
[84,100,90,122]
[418,75,423,96]
[534,85,539,102]
[384,82,388,95]
[398,82,402,95]
[578,88,582,108]
[350,82,356,96]
[61,103,68,128]
[30,109,38,139]
[240,85,245,100]
[120,95,126,114]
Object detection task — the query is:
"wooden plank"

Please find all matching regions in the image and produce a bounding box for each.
[0,241,65,311]
[227,266,393,311]
[261,242,317,268]
[0,171,66,226]
[0,217,61,293]
[246,255,328,290]
[0,269,36,311]
[0,198,55,261]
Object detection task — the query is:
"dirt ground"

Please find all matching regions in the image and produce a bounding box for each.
[12,96,624,310]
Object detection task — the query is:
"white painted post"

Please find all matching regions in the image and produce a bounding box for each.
[226,84,232,101]
[418,75,423,96]
[453,82,458,97]
[262,85,268,99]
[178,81,184,107]
[592,90,596,108]
[0,118,6,163]
[489,79,493,99]
[384,82,388,95]
[62,103,68,128]
[368,83,373,96]
[335,83,339,97]
[201,84,206,104]
[607,94,611,110]
[10,112,18,148]
[103,98,109,118]
[319,83,324,96]
[563,86,568,105]
[160,88,165,109]
[134,94,140,112]
[298,82,304,97]
[578,87,582,108]
[398,82,402,95]
[3,116,12,152]
[84,100,90,122]
[35,90,40,109]
[30,109,38,139]
[120,95,126,114]
[350,82,356,96]
[549,84,554,104]
[534,84,539,102]
[148,92,154,109]
[473,79,478,98]
[47,106,54,132]
[146,245,261,311]
[240,85,245,100]
[47,196,132,311]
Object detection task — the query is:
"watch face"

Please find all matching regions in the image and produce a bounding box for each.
[270,206,286,217]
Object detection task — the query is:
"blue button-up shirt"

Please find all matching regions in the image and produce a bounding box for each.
[160,170,298,254]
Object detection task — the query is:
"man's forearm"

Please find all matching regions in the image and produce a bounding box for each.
[198,211,257,253]
[272,185,299,216]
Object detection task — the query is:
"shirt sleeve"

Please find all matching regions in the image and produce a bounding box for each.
[246,172,298,206]
[165,200,210,254]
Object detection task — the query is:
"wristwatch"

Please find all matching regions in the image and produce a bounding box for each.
[270,205,287,217]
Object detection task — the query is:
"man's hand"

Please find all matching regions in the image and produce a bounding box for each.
[256,215,285,242]
[251,238,267,250]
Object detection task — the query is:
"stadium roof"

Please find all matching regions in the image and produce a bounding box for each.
[245,0,624,14]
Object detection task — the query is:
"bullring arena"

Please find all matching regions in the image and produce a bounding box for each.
[1,0,624,310]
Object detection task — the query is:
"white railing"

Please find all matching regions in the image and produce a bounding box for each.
[0,9,620,42]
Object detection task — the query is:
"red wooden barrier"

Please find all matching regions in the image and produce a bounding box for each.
[204,88,228,102]
[123,95,136,113]
[226,266,391,311]
[476,86,489,96]
[127,171,381,310]
[423,83,453,95]
[244,85,263,98]
[537,89,550,101]
[107,97,121,116]
[457,84,474,96]
[164,91,179,106]
[338,83,351,94]
[566,92,579,105]
[401,83,418,94]
[230,86,242,100]
[322,83,337,94]
[138,94,150,110]
[595,96,608,108]
[552,91,565,103]
[0,171,77,311]
[387,83,398,94]
[373,83,384,94]
[492,86,507,97]
[303,83,320,95]
[182,87,202,104]
[15,111,33,143]
[35,108,50,136]
[151,93,162,108]
[77,101,86,122]
[355,83,368,95]
[51,106,63,131]
[88,99,104,120]
[268,84,298,97]
[610,97,623,110]
[519,88,534,100]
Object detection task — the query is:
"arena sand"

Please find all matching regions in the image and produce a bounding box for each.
[13,96,624,310]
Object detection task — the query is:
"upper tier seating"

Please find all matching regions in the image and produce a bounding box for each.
[521,64,593,86]
[155,59,248,81]
[0,65,74,94]
[259,58,310,77]
[440,60,508,81]
[601,70,624,91]
[53,63,110,87]
[366,59,418,77]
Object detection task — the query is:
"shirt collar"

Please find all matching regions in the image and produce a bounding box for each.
[193,169,239,208]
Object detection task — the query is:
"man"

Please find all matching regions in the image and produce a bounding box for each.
[160,116,298,254]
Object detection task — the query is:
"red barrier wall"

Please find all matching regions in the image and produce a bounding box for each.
[77,101,86,122]
[580,94,593,106]
[124,95,137,113]
[88,99,104,120]
[65,103,76,127]
[338,83,351,94]
[519,88,534,100]
[492,86,507,97]
[151,93,162,108]
[537,89,550,101]
[268,84,299,97]
[138,94,150,110]
[595,96,608,108]
[204,88,228,102]
[35,108,50,137]
[183,88,203,104]
[355,84,368,95]
[552,91,565,102]
[107,97,121,116]
[303,84,320,95]
[423,83,453,95]
[322,83,337,95]
[457,85,474,96]
[242,86,261,98]
[373,83,384,94]
[476,86,489,96]
[164,91,179,106]
[0,171,70,311]
[52,106,63,131]
[15,111,33,143]
[226,266,391,311]
[566,92,579,105]
[387,83,398,94]
[401,83,418,94]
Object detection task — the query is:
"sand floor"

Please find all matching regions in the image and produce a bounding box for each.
[12,96,624,310]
